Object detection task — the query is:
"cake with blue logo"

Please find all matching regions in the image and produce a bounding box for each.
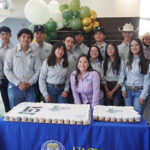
[4,102,91,125]
[93,105,141,122]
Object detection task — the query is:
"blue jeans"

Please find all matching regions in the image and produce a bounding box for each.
[8,82,36,108]
[125,89,145,114]
[47,85,68,103]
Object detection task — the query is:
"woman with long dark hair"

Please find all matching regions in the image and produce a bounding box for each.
[70,54,103,108]
[102,42,124,106]
[39,41,69,103]
[87,45,103,76]
[122,38,150,114]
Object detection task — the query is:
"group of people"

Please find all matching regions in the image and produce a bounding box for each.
[0,22,150,115]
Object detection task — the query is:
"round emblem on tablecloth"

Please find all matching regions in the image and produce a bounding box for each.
[41,140,65,150]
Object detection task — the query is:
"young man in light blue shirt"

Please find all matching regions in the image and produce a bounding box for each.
[4,28,40,108]
[0,26,14,112]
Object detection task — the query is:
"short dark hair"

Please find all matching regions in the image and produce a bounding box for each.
[64,34,75,41]
[17,28,33,40]
[0,26,11,33]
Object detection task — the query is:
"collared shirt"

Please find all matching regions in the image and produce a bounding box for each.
[121,56,150,100]
[67,50,80,75]
[90,59,103,78]
[143,44,150,61]
[4,44,41,86]
[30,41,52,64]
[39,59,70,97]
[72,43,89,56]
[0,58,2,83]
[118,42,129,61]
[102,60,125,86]
[0,42,14,78]
[95,42,107,59]
[70,71,103,108]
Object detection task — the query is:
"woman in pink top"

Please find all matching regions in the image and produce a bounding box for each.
[70,55,103,108]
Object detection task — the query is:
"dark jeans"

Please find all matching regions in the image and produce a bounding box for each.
[104,82,122,106]
[47,85,68,103]
[0,78,10,112]
[34,81,42,102]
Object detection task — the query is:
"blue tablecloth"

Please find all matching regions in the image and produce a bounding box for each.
[0,117,149,150]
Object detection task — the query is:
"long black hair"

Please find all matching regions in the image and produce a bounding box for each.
[103,42,121,76]
[127,38,149,74]
[75,54,94,87]
[87,45,103,63]
[47,41,68,68]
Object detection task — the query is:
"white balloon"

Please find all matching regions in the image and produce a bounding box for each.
[57,21,64,30]
[49,10,63,23]
[24,0,50,25]
[48,0,59,10]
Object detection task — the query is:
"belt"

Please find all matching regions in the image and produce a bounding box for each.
[107,81,117,85]
[126,86,143,92]
[47,83,65,88]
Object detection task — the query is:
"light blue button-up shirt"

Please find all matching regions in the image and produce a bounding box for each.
[0,42,14,78]
[72,43,89,56]
[102,60,125,86]
[95,42,107,59]
[118,42,129,61]
[30,41,52,64]
[4,44,41,86]
[39,59,70,97]
[121,56,150,100]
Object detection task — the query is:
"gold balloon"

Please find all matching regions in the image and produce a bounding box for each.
[83,23,93,33]
[90,10,97,21]
[82,17,92,27]
[93,21,99,30]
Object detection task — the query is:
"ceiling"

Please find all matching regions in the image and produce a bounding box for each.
[0,0,70,19]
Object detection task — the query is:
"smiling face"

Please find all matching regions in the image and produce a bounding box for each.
[90,46,99,60]
[55,46,64,59]
[143,36,150,46]
[130,40,140,56]
[106,44,115,57]
[78,56,89,73]
[18,33,32,48]
[122,31,133,41]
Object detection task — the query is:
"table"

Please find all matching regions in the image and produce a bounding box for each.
[0,117,149,150]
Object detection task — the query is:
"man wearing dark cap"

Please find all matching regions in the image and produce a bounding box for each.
[0,26,14,112]
[30,25,52,64]
[72,30,89,56]
[30,25,52,102]
[94,26,107,59]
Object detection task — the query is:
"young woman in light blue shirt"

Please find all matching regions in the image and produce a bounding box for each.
[39,42,69,103]
[122,38,150,114]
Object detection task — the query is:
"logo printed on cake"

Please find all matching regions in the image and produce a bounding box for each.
[49,105,70,112]
[41,140,65,150]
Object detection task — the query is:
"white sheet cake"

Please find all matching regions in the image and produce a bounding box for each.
[93,105,141,123]
[4,102,91,125]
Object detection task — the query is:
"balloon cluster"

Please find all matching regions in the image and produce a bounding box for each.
[24,0,100,42]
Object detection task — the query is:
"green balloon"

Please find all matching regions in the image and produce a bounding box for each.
[62,9,73,20]
[63,20,69,27]
[29,24,35,32]
[69,0,80,12]
[70,18,82,30]
[46,20,57,32]
[44,34,51,43]
[79,6,90,18]
[49,32,58,40]
[59,4,68,12]
[43,24,48,33]
[73,10,80,18]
